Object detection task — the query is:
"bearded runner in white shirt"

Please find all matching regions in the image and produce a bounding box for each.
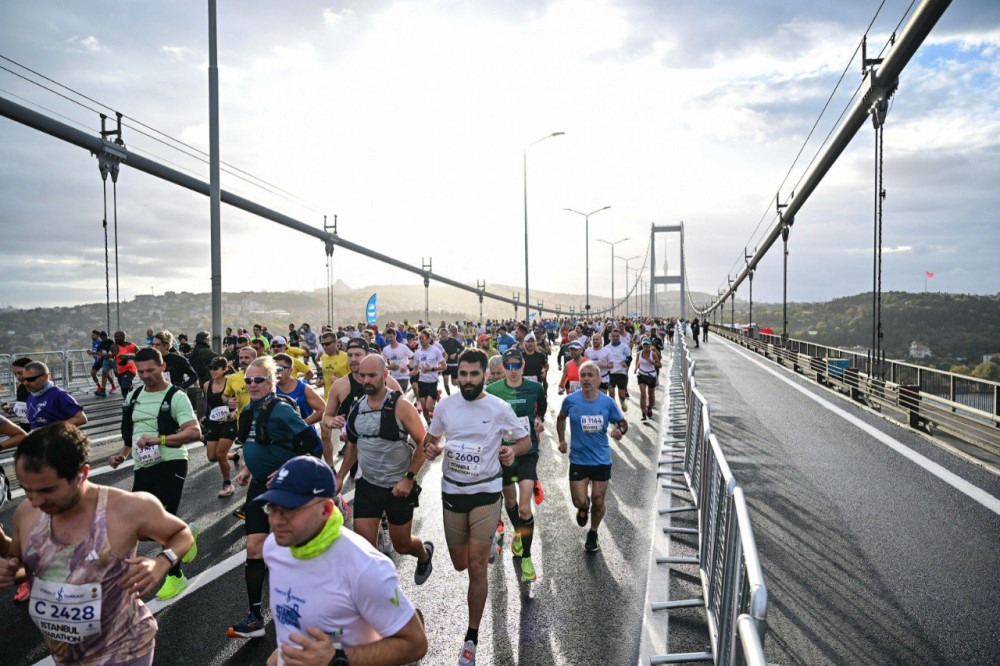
[260,456,426,666]
[423,349,531,666]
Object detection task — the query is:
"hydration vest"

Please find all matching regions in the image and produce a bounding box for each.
[237,393,303,451]
[121,386,181,444]
[345,390,406,444]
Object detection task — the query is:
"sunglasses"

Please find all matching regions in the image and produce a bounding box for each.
[245,376,269,385]
[20,374,44,382]
[275,365,291,371]
[503,363,523,371]
[322,341,336,346]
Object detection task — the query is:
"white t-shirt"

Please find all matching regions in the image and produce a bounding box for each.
[264,528,414,666]
[413,346,446,383]
[382,344,414,381]
[427,392,524,495]
[584,346,614,379]
[607,341,630,375]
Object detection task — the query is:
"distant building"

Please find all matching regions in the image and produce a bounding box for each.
[909,342,932,359]
[983,353,1000,365]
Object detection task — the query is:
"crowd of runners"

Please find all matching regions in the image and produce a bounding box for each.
[0,314,702,665]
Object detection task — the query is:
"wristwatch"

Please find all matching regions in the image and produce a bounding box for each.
[157,548,178,567]
[405,471,417,481]
[329,645,348,665]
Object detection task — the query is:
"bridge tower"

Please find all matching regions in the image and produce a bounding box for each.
[648,222,684,319]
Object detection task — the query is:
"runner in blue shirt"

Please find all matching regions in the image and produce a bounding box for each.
[557,360,627,553]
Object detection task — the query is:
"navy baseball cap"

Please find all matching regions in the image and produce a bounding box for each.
[254,456,336,508]
[501,348,524,362]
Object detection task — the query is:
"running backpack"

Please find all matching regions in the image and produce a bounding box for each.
[345,390,408,444]
[121,386,181,444]
[237,393,306,452]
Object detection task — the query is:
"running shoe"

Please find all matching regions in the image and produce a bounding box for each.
[109,385,118,394]
[576,500,590,527]
[155,572,188,600]
[647,408,653,418]
[520,556,537,583]
[585,529,600,553]
[182,524,199,563]
[95,389,107,397]
[495,518,504,544]
[218,482,234,498]
[458,639,477,666]
[533,480,544,504]
[227,611,266,639]
[232,507,246,521]
[511,532,523,557]
[93,387,103,395]
[377,525,394,554]
[13,581,30,602]
[621,400,628,413]
[488,533,500,565]
[415,542,434,585]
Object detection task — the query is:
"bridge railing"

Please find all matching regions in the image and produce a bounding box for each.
[714,326,1000,456]
[650,336,768,665]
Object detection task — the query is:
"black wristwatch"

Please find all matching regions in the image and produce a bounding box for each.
[329,647,348,665]
[405,471,417,481]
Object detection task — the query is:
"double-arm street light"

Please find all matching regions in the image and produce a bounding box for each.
[597,237,629,318]
[616,255,639,318]
[524,131,565,324]
[564,205,611,314]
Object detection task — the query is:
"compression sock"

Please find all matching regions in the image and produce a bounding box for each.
[520,516,534,558]
[168,562,183,578]
[245,558,266,616]
[505,504,521,529]
[465,627,479,645]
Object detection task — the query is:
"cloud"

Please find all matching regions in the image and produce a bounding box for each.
[66,35,109,54]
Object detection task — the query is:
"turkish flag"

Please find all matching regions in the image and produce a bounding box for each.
[926,272,934,278]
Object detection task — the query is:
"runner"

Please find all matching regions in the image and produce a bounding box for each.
[203,356,239,497]
[151,331,199,390]
[606,328,632,413]
[341,355,434,584]
[87,330,103,394]
[556,360,628,553]
[258,456,427,666]
[382,328,415,395]
[0,422,193,666]
[635,338,662,420]
[558,341,585,395]
[412,330,446,425]
[316,332,350,461]
[227,356,322,640]
[439,327,464,397]
[109,347,202,599]
[22,362,87,432]
[110,330,139,395]
[274,352,327,463]
[486,348,547,583]
[423,348,531,665]
[583,333,614,395]
[520,333,549,388]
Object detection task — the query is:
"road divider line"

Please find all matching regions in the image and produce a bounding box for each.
[721,340,1000,516]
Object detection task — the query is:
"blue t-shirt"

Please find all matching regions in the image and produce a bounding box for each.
[26,385,84,431]
[496,334,516,353]
[241,398,311,480]
[559,391,624,466]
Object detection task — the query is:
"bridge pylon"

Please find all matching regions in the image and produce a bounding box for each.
[649,222,684,319]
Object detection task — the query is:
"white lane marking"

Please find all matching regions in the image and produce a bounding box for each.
[29,487,356,666]
[11,443,205,499]
[721,340,1000,516]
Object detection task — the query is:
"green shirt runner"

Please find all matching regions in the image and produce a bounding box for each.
[486,378,547,457]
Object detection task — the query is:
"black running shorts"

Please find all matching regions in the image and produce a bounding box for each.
[569,463,612,482]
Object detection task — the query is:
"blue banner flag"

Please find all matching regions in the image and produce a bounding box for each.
[366,293,377,326]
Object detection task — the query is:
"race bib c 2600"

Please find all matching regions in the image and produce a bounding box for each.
[443,440,483,479]
[29,579,102,644]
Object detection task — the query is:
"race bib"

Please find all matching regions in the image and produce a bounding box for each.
[443,440,483,478]
[13,401,27,419]
[503,416,532,442]
[209,406,230,422]
[134,436,162,466]
[568,381,581,393]
[523,375,538,383]
[581,414,604,434]
[29,579,102,644]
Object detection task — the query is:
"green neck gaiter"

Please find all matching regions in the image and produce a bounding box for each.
[289,506,343,560]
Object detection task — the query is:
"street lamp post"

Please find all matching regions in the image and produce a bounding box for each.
[597,237,629,319]
[623,263,640,319]
[616,255,639,318]
[524,131,565,325]
[564,206,611,314]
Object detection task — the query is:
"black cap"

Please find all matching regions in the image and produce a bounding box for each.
[346,338,369,353]
[501,348,524,362]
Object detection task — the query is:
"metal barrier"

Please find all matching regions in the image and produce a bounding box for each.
[0,354,12,403]
[715,325,1000,456]
[65,348,99,392]
[650,335,769,665]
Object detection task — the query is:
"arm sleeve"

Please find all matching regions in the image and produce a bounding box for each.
[535,385,547,417]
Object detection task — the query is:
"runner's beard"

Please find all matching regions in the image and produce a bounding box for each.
[460,379,484,401]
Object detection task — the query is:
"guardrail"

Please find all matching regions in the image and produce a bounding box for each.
[649,336,769,665]
[715,326,1000,456]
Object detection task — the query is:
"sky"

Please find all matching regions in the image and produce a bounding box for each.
[1,0,998,313]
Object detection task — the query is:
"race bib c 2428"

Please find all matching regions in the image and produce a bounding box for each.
[29,579,102,644]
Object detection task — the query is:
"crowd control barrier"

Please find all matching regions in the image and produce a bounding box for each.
[649,336,769,665]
